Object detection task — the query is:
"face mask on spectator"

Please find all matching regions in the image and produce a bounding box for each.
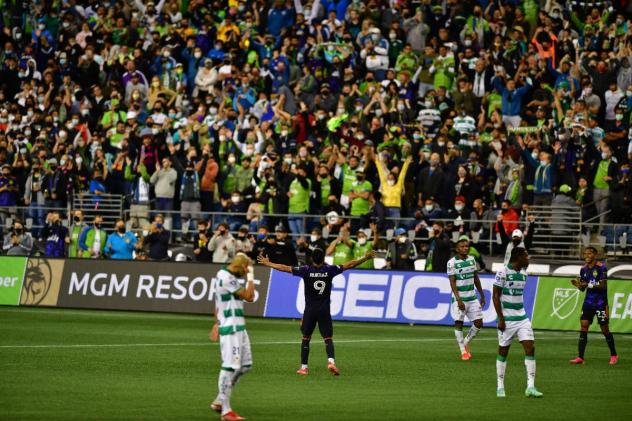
[118,226,126,233]
[231,195,240,204]
[425,204,433,211]
[455,204,464,211]
[398,236,406,243]
[194,51,202,59]
[228,156,236,164]
[601,152,609,160]
[310,234,318,242]
[219,134,226,142]
[358,237,367,245]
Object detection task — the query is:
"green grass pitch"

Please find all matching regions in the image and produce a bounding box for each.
[0,307,631,420]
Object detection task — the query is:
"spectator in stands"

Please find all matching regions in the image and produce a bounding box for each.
[499,215,536,265]
[78,215,107,259]
[326,225,356,266]
[0,163,18,223]
[68,210,86,258]
[180,160,201,237]
[353,224,379,270]
[2,219,33,256]
[150,157,178,230]
[297,227,328,265]
[423,222,450,273]
[41,212,69,258]
[235,226,254,255]
[605,162,632,251]
[591,144,617,230]
[287,164,311,238]
[192,220,213,263]
[208,222,235,264]
[263,224,297,266]
[376,155,412,228]
[144,215,170,261]
[106,219,138,260]
[386,227,417,271]
[23,160,45,237]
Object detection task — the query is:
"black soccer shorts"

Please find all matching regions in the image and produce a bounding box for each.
[581,304,610,325]
[301,301,333,339]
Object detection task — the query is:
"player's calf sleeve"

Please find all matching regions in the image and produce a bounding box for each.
[324,337,335,360]
[301,337,311,365]
[604,333,617,356]
[524,356,536,388]
[496,356,507,389]
[218,369,234,415]
[578,331,588,358]
[464,325,480,346]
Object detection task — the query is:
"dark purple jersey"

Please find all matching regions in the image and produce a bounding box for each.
[580,263,608,309]
[292,264,343,304]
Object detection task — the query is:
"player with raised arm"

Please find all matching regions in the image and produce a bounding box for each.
[447,238,486,361]
[493,247,543,399]
[569,246,618,365]
[209,253,255,421]
[258,248,376,376]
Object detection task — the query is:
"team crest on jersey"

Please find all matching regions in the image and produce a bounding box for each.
[552,288,580,320]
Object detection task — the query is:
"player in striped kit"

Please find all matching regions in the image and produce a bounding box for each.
[493,247,543,398]
[447,238,485,360]
[210,253,255,421]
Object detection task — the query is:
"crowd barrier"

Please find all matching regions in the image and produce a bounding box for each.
[1,257,630,333]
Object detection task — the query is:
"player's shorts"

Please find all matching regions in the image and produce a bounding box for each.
[220,330,252,371]
[451,299,483,322]
[301,301,333,339]
[581,304,609,325]
[497,319,534,347]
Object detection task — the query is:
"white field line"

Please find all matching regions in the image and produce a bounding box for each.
[0,335,614,350]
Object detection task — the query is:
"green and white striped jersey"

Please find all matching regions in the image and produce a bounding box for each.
[214,268,246,336]
[446,255,478,302]
[493,264,528,322]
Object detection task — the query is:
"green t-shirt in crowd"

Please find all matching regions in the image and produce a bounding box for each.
[593,160,610,189]
[289,177,311,213]
[350,180,372,216]
[333,240,355,265]
[341,164,358,195]
[320,177,331,207]
[353,241,374,269]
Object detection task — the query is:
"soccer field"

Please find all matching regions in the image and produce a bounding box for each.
[0,307,630,421]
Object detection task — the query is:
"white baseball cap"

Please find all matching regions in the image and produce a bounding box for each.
[511,229,523,238]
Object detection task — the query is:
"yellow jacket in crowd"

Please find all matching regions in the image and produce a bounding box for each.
[376,156,412,208]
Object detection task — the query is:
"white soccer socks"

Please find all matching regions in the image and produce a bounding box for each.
[525,356,536,388]
[496,355,507,389]
[464,325,480,346]
[218,369,234,415]
[454,330,466,353]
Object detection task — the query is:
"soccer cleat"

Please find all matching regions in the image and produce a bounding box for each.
[210,402,222,413]
[296,367,309,375]
[525,387,543,398]
[496,388,506,398]
[569,357,585,365]
[221,411,246,421]
[461,351,471,361]
[609,355,619,365]
[327,363,340,376]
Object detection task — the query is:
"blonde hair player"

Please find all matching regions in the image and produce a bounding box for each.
[209,253,255,421]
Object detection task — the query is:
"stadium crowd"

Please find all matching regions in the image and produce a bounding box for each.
[1,0,632,267]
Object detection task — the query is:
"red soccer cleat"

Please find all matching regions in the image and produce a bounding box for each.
[221,411,246,421]
[296,367,309,375]
[210,402,222,413]
[461,351,472,361]
[327,363,340,376]
[569,357,585,365]
[609,355,619,365]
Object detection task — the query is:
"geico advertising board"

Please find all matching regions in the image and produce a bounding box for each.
[264,269,538,326]
[54,259,270,316]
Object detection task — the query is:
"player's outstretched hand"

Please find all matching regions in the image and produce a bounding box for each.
[209,323,219,342]
[571,278,580,287]
[257,254,270,266]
